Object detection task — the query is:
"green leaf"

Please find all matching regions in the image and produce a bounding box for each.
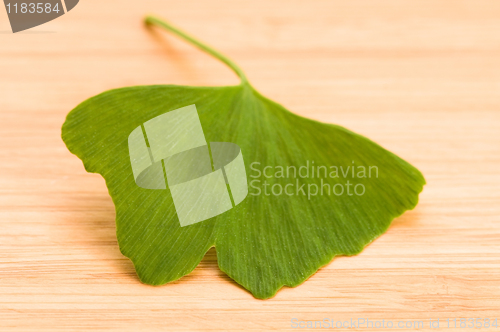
[61,16,425,299]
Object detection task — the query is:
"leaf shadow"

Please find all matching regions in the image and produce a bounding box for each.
[177,247,252,295]
[63,172,424,296]
[62,179,249,292]
[273,208,425,298]
[386,207,423,230]
[144,24,202,84]
[62,182,140,282]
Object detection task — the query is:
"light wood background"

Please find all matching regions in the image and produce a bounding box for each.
[1,1,499,331]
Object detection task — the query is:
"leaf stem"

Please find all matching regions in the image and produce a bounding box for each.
[145,15,249,85]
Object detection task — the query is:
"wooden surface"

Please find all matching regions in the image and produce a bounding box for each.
[1,1,499,331]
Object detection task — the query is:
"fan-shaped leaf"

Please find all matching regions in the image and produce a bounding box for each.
[61,16,425,299]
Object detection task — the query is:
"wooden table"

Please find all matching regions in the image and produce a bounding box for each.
[1,0,499,330]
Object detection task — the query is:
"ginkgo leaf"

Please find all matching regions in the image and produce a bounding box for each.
[61,16,425,299]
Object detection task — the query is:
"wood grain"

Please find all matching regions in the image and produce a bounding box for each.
[1,0,499,331]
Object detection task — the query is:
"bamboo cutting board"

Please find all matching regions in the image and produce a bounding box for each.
[0,0,499,331]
